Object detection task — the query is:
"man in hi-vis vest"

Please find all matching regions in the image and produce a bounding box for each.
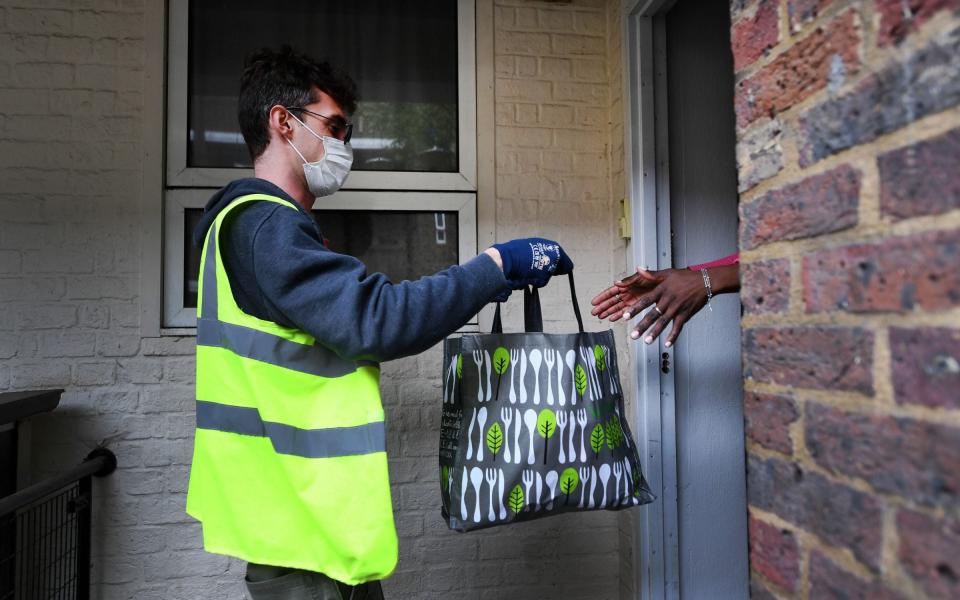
[186,47,572,600]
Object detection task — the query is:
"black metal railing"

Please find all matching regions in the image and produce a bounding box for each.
[0,448,116,600]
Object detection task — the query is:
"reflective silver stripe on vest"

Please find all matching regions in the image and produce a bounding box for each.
[197,318,368,378]
[196,400,386,458]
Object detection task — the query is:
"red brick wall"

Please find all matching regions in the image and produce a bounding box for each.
[731,0,960,597]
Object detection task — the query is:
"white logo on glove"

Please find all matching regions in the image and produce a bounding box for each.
[529,242,560,273]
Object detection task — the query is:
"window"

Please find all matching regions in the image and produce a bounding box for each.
[163,0,478,329]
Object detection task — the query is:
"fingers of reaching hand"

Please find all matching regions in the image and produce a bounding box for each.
[590,286,621,316]
[622,291,658,320]
[665,314,687,348]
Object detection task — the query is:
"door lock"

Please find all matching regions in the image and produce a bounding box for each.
[660,352,670,374]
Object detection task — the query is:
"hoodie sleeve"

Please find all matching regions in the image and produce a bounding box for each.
[247,204,510,363]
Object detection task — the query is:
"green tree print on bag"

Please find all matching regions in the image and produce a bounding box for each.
[492,346,510,401]
[594,345,606,398]
[508,484,525,513]
[559,467,579,505]
[575,363,588,400]
[590,423,605,459]
[486,422,504,462]
[537,409,557,465]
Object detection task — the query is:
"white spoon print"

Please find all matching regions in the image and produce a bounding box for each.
[470,467,483,523]
[524,408,537,465]
[545,470,558,510]
[530,349,542,405]
[461,468,469,520]
[599,463,611,509]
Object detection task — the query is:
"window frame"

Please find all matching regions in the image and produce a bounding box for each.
[155,0,485,334]
[164,0,478,191]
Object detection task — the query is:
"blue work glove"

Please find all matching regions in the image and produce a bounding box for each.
[492,238,573,290]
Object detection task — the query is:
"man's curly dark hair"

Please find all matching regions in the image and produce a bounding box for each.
[238,46,358,161]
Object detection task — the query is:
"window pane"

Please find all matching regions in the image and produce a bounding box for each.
[182,210,459,310]
[187,0,459,172]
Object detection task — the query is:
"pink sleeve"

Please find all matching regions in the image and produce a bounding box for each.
[687,253,740,270]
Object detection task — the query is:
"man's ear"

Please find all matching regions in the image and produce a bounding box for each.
[267,105,294,140]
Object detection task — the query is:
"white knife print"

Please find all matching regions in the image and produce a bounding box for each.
[588,465,598,508]
[509,349,520,404]
[470,467,483,523]
[465,408,477,460]
[599,463,611,509]
[529,349,542,405]
[535,472,543,511]
[544,348,555,406]
[473,350,484,403]
[501,407,512,463]
[519,349,528,404]
[587,346,602,398]
[484,349,492,402]
[460,468,469,521]
[605,345,617,394]
[565,350,577,405]
[523,409,537,465]
[513,408,522,464]
[568,409,577,463]
[444,357,454,404]
[615,405,631,449]
[613,462,623,507]
[556,349,566,406]
[577,408,588,462]
[498,468,507,520]
[556,411,567,464]
[623,457,633,497]
[476,407,487,461]
[545,470,558,510]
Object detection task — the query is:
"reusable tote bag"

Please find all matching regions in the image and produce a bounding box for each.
[439,275,654,532]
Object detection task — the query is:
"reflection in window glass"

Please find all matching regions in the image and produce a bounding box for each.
[187,0,459,172]
[182,210,459,310]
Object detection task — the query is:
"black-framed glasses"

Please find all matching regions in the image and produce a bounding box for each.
[287,107,353,142]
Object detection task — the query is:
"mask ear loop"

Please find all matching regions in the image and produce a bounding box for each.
[285,136,309,164]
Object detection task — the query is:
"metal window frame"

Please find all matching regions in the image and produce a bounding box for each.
[162,189,478,330]
[622,1,681,599]
[164,0,478,191]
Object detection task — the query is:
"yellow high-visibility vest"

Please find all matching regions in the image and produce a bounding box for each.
[186,193,397,585]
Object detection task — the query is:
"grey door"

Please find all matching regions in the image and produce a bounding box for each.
[664,0,748,597]
[626,0,748,597]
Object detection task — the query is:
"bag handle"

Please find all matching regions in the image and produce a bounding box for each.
[491,273,585,334]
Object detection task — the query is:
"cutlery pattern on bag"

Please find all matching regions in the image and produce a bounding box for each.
[443,337,649,527]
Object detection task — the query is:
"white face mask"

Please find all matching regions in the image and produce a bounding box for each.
[286,112,353,198]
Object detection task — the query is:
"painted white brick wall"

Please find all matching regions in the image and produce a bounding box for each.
[0,0,636,598]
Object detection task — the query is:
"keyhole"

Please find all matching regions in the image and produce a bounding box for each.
[661,352,670,373]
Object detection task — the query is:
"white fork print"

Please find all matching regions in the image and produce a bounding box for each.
[577,408,588,462]
[485,468,498,522]
[556,411,567,464]
[578,467,591,508]
[544,348,555,406]
[501,407,513,463]
[522,469,535,511]
[472,350,484,403]
[509,349,521,404]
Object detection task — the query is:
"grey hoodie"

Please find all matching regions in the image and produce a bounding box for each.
[193,178,508,363]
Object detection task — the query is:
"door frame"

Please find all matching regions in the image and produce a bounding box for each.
[622,1,681,598]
